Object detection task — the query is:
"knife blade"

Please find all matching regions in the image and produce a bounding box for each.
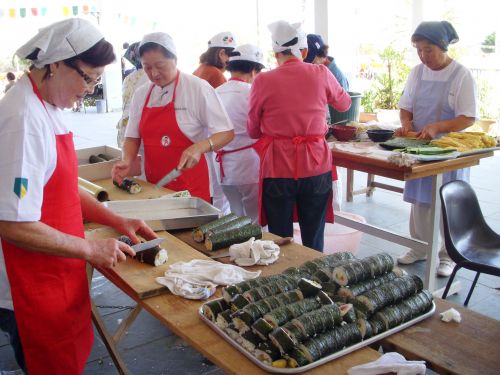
[155,168,182,189]
[131,238,164,253]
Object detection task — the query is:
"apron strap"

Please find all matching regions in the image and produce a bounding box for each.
[215,144,255,182]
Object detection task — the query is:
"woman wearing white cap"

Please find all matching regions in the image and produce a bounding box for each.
[112,32,234,202]
[193,31,237,89]
[247,20,352,251]
[0,18,156,374]
[214,44,265,223]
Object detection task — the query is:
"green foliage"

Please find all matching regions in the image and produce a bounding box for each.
[481,32,496,54]
[477,76,500,119]
[362,46,410,110]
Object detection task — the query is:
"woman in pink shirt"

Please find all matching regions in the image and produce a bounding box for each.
[247,20,351,251]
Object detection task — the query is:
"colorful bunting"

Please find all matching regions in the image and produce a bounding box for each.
[72,6,78,16]
[83,5,89,15]
[63,6,69,17]
[20,8,26,18]
[31,8,38,16]
[9,8,15,18]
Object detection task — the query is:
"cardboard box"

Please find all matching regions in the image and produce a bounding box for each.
[77,145,142,181]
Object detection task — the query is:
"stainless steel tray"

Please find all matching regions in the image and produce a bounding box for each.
[199,298,435,374]
[105,197,220,231]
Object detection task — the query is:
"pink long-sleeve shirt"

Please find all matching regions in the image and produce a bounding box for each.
[247,58,351,179]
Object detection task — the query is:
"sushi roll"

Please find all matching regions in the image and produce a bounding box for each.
[113,177,142,194]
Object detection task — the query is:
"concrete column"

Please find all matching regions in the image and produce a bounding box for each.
[314,0,329,42]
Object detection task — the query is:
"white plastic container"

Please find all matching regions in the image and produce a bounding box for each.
[293,211,366,255]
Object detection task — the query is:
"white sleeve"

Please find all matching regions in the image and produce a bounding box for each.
[196,80,234,136]
[125,84,150,138]
[0,111,54,222]
[398,66,420,112]
[451,68,478,119]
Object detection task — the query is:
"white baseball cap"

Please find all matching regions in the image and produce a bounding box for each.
[229,44,264,67]
[140,32,177,57]
[16,18,104,68]
[208,32,236,48]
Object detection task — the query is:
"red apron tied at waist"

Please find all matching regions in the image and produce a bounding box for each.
[215,144,255,182]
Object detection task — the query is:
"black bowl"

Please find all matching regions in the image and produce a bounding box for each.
[366,129,394,142]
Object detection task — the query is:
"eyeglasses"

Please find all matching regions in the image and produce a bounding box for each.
[64,61,102,87]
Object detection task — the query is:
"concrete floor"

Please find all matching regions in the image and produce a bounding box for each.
[1,107,499,374]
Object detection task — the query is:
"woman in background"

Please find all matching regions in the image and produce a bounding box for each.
[395,21,477,277]
[215,44,265,223]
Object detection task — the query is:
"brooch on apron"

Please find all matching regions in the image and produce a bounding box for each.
[161,135,171,147]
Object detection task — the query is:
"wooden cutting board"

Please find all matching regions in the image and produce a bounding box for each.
[85,227,209,299]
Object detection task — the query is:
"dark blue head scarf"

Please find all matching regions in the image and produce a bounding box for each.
[411,21,459,51]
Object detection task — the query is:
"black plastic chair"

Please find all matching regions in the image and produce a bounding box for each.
[440,180,500,305]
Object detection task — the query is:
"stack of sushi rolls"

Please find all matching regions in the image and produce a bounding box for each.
[203,252,433,368]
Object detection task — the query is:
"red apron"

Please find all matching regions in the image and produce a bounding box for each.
[255,135,334,226]
[139,71,210,201]
[2,75,93,374]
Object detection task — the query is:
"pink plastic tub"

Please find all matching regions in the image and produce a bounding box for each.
[293,211,366,255]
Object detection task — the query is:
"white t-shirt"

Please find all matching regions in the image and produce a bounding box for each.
[399,60,477,118]
[125,71,233,141]
[0,74,67,310]
[215,80,259,185]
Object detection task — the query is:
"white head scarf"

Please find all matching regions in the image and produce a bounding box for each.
[268,20,303,59]
[140,32,177,58]
[16,18,103,69]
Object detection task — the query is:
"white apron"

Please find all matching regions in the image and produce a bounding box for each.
[403,64,470,205]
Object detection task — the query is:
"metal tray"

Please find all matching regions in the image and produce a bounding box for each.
[199,298,435,374]
[104,197,220,231]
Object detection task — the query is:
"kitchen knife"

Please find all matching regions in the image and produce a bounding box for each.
[155,168,182,189]
[131,238,164,253]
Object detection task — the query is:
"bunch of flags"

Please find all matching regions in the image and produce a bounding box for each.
[0,5,98,18]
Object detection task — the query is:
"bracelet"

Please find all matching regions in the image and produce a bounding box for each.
[207,137,215,152]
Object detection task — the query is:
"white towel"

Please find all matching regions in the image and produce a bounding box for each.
[348,352,426,375]
[156,259,260,299]
[229,237,280,266]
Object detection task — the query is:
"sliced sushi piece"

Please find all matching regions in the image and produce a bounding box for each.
[216,309,233,329]
[356,318,373,339]
[287,347,310,367]
[135,245,168,266]
[97,153,113,161]
[252,318,274,340]
[230,294,250,311]
[269,327,296,354]
[240,330,263,353]
[255,341,281,364]
[201,299,229,322]
[113,177,142,194]
[298,278,322,297]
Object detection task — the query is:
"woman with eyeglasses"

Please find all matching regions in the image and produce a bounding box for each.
[0,18,157,374]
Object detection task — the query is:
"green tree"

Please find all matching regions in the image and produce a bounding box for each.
[481,32,496,54]
[361,46,410,111]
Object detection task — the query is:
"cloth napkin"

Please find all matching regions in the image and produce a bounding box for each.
[229,237,280,266]
[156,259,261,299]
[348,352,426,375]
[440,307,462,323]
